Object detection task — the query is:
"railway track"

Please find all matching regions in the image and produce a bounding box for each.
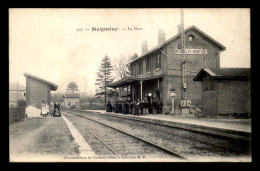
[63,110,251,161]
[87,112,251,155]
[63,111,187,161]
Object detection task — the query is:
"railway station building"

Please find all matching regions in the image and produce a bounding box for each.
[107,25,226,114]
[24,73,58,110]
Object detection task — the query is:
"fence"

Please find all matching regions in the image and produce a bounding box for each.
[9,107,25,125]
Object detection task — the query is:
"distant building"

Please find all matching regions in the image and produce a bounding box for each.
[24,73,58,110]
[64,93,80,109]
[9,83,26,107]
[193,68,251,116]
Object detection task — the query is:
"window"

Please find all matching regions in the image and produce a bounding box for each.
[177,43,181,49]
[68,102,71,106]
[203,77,214,91]
[155,53,161,70]
[131,65,136,76]
[188,35,194,42]
[146,57,151,73]
[138,61,143,75]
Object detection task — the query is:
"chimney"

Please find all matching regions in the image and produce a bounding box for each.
[141,41,148,55]
[158,29,166,45]
[177,25,181,34]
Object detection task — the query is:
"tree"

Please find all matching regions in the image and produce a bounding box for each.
[114,53,138,80]
[95,55,114,106]
[51,93,64,103]
[67,82,78,93]
[130,53,138,60]
[114,55,131,80]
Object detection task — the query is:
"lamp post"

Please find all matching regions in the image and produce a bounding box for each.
[170,89,177,114]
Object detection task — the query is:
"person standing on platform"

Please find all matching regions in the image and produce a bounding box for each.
[158,99,163,114]
[136,99,140,116]
[152,98,158,114]
[129,100,133,114]
[106,101,112,112]
[140,100,144,115]
[119,100,123,113]
[57,102,60,115]
[143,98,149,115]
[125,100,129,114]
[41,101,47,117]
[54,102,57,115]
[122,100,126,114]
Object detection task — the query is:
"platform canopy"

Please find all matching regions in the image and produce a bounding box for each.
[107,74,164,88]
[106,76,140,88]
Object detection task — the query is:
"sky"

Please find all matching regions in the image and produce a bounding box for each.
[9,8,250,95]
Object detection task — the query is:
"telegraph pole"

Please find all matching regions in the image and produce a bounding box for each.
[181,9,187,100]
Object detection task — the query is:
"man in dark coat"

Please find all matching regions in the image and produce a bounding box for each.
[122,100,126,114]
[125,100,129,114]
[143,98,149,115]
[54,103,57,115]
[136,100,140,116]
[132,101,136,115]
[57,103,60,114]
[158,99,163,114]
[137,99,141,115]
[140,100,144,115]
[118,100,122,113]
[115,101,119,113]
[129,100,133,114]
[106,101,112,112]
[152,98,158,114]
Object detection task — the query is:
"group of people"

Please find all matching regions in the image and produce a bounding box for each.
[106,98,163,115]
[53,102,60,116]
[41,101,61,117]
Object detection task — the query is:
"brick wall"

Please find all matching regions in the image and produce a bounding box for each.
[201,79,218,116]
[162,75,201,113]
[217,80,250,114]
[167,29,221,76]
[200,78,250,116]
[9,107,25,124]
[26,77,51,109]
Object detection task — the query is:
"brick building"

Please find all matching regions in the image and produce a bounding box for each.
[107,25,226,114]
[24,73,58,110]
[193,68,251,116]
[64,93,80,109]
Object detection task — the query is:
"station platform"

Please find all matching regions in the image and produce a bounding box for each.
[84,110,251,140]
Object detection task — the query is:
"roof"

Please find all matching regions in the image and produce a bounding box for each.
[9,83,26,91]
[9,92,26,102]
[107,76,140,88]
[64,93,80,98]
[130,25,226,64]
[193,68,251,81]
[107,74,164,88]
[23,73,58,91]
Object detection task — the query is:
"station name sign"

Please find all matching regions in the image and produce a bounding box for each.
[175,49,207,55]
